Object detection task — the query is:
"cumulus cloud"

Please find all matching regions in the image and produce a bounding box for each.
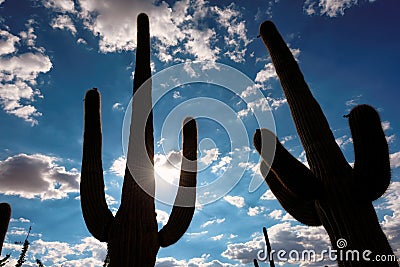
[50,15,77,35]
[390,152,400,169]
[41,1,250,65]
[260,189,276,201]
[222,222,331,266]
[247,206,266,216]
[0,153,79,200]
[199,148,220,166]
[42,0,75,13]
[304,0,359,17]
[223,195,245,208]
[0,30,20,56]
[380,181,400,255]
[156,254,236,267]
[0,22,52,125]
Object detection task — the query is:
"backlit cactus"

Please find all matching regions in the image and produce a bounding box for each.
[253,21,398,266]
[0,203,10,255]
[80,13,198,267]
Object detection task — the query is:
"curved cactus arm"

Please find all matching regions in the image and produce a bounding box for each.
[81,89,114,242]
[348,104,391,201]
[259,21,350,177]
[0,203,11,255]
[158,118,198,247]
[254,129,320,200]
[260,161,321,226]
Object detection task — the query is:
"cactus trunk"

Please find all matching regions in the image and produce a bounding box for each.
[80,13,198,267]
[0,203,11,255]
[254,21,398,266]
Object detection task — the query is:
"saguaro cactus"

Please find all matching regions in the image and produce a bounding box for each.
[0,203,11,255]
[253,21,398,266]
[80,13,198,266]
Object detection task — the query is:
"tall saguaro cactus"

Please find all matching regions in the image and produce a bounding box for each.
[0,203,11,255]
[80,13,198,267]
[253,21,398,266]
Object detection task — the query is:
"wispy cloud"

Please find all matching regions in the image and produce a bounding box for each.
[223,195,245,208]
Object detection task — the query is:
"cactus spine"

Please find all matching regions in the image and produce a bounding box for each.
[253,21,398,266]
[0,203,10,256]
[80,13,198,267]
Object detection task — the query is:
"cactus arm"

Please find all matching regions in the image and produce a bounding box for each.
[260,161,321,226]
[81,89,114,242]
[259,21,350,177]
[0,203,11,255]
[254,129,321,200]
[348,104,391,201]
[158,118,198,247]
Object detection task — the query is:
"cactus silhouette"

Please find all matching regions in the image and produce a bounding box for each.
[253,21,398,266]
[80,13,198,266]
[0,203,11,255]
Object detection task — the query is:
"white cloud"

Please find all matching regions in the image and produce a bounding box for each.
[222,222,330,265]
[390,152,400,168]
[223,195,245,208]
[42,0,75,13]
[379,182,400,255]
[260,189,276,201]
[303,0,358,17]
[255,63,277,84]
[210,234,224,241]
[173,91,181,99]
[109,156,126,177]
[201,218,225,228]
[50,15,77,35]
[0,23,52,125]
[77,38,87,45]
[211,156,232,174]
[0,30,20,56]
[382,121,391,131]
[156,254,236,267]
[0,153,79,200]
[199,148,220,165]
[269,209,283,220]
[112,102,124,111]
[335,135,353,149]
[212,3,250,63]
[186,230,208,237]
[237,96,286,118]
[10,217,31,223]
[156,209,169,226]
[247,206,266,216]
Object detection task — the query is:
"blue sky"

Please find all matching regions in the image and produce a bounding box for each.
[0,0,399,266]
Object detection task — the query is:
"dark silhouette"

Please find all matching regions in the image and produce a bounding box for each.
[0,203,10,256]
[80,13,198,266]
[253,21,398,266]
